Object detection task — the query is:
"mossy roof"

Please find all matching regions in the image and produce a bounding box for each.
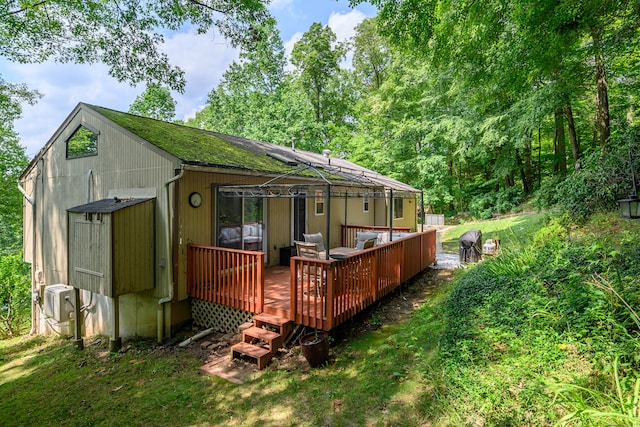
[87,104,419,193]
[90,105,307,176]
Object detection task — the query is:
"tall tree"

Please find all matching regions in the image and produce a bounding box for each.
[128,84,176,121]
[290,22,348,147]
[352,18,391,91]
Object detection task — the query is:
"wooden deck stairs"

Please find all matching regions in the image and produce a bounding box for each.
[230,313,293,369]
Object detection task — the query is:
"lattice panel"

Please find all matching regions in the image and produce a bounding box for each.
[191,299,253,334]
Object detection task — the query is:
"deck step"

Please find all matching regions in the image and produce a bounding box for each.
[253,313,289,327]
[231,342,272,370]
[244,326,280,342]
[231,314,296,370]
[253,313,293,340]
[243,326,283,351]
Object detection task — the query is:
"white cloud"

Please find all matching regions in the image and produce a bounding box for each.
[328,9,368,68]
[328,9,367,43]
[160,29,239,121]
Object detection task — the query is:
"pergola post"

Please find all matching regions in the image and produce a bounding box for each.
[389,189,394,241]
[325,183,331,260]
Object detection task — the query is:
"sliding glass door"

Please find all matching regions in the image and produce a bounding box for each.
[217,194,264,252]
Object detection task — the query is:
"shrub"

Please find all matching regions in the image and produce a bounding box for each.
[0,253,31,338]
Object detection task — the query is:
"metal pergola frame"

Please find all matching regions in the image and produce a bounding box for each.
[213,164,425,260]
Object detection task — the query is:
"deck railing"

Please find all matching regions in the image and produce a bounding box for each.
[187,244,264,314]
[341,225,411,248]
[292,229,436,330]
[187,229,436,331]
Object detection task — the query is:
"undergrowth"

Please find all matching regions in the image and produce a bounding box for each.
[439,212,640,425]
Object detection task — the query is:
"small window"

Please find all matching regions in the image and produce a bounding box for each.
[315,190,325,215]
[67,125,98,158]
[363,193,370,213]
[393,197,403,219]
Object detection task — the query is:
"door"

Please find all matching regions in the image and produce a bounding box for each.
[292,193,306,244]
[217,194,264,252]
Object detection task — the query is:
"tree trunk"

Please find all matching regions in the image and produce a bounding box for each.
[592,27,610,149]
[554,108,567,175]
[537,127,542,187]
[564,102,580,168]
[517,135,534,193]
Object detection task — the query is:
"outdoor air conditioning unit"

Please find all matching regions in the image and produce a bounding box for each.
[44,285,74,322]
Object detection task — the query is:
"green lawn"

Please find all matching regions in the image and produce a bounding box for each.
[440,211,547,252]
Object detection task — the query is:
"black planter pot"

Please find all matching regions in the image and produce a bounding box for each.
[299,331,329,368]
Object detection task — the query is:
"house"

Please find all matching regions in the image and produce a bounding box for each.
[19,103,435,352]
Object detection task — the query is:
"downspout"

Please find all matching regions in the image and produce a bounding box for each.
[17,180,36,335]
[81,169,95,312]
[158,165,185,343]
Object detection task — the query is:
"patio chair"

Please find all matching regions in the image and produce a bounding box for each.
[295,241,320,259]
[303,232,326,253]
[294,241,325,296]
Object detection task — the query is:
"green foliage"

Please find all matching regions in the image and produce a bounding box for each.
[468,186,523,219]
[128,84,176,121]
[439,212,640,422]
[535,128,638,220]
[0,253,31,338]
[0,1,272,91]
[0,129,29,253]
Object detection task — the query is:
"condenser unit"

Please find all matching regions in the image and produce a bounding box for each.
[44,285,74,322]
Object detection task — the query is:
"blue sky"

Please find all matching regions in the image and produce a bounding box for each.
[1,0,376,158]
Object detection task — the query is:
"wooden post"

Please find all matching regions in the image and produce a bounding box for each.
[109,295,121,352]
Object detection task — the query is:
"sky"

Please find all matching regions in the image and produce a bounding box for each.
[1,0,377,158]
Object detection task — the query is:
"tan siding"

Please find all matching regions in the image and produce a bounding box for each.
[32,106,177,337]
[70,215,111,296]
[113,200,155,295]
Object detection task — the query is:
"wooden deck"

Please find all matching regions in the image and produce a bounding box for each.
[187,229,436,331]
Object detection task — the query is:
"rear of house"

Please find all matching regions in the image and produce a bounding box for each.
[19,103,429,345]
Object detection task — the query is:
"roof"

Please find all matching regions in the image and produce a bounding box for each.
[23,103,420,194]
[68,197,154,214]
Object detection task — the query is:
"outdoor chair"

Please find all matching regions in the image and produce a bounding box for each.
[303,232,326,253]
[294,241,326,296]
[295,241,320,259]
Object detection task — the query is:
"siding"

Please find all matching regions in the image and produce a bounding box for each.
[25,106,178,337]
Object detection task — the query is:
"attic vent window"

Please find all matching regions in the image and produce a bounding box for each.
[67,125,98,159]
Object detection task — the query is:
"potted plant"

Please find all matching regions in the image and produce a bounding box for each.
[299,329,329,368]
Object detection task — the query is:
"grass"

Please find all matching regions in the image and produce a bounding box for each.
[2,211,639,426]
[440,211,547,252]
[0,280,451,427]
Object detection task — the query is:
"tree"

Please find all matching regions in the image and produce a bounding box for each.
[352,18,391,91]
[0,76,40,252]
[129,84,176,121]
[0,0,272,92]
[290,22,348,147]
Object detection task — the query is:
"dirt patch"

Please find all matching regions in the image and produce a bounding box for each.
[173,267,455,381]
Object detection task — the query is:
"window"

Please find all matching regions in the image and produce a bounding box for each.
[363,193,369,213]
[315,190,325,215]
[67,125,98,158]
[393,197,403,219]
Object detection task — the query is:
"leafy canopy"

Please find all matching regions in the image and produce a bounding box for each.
[0,0,272,91]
